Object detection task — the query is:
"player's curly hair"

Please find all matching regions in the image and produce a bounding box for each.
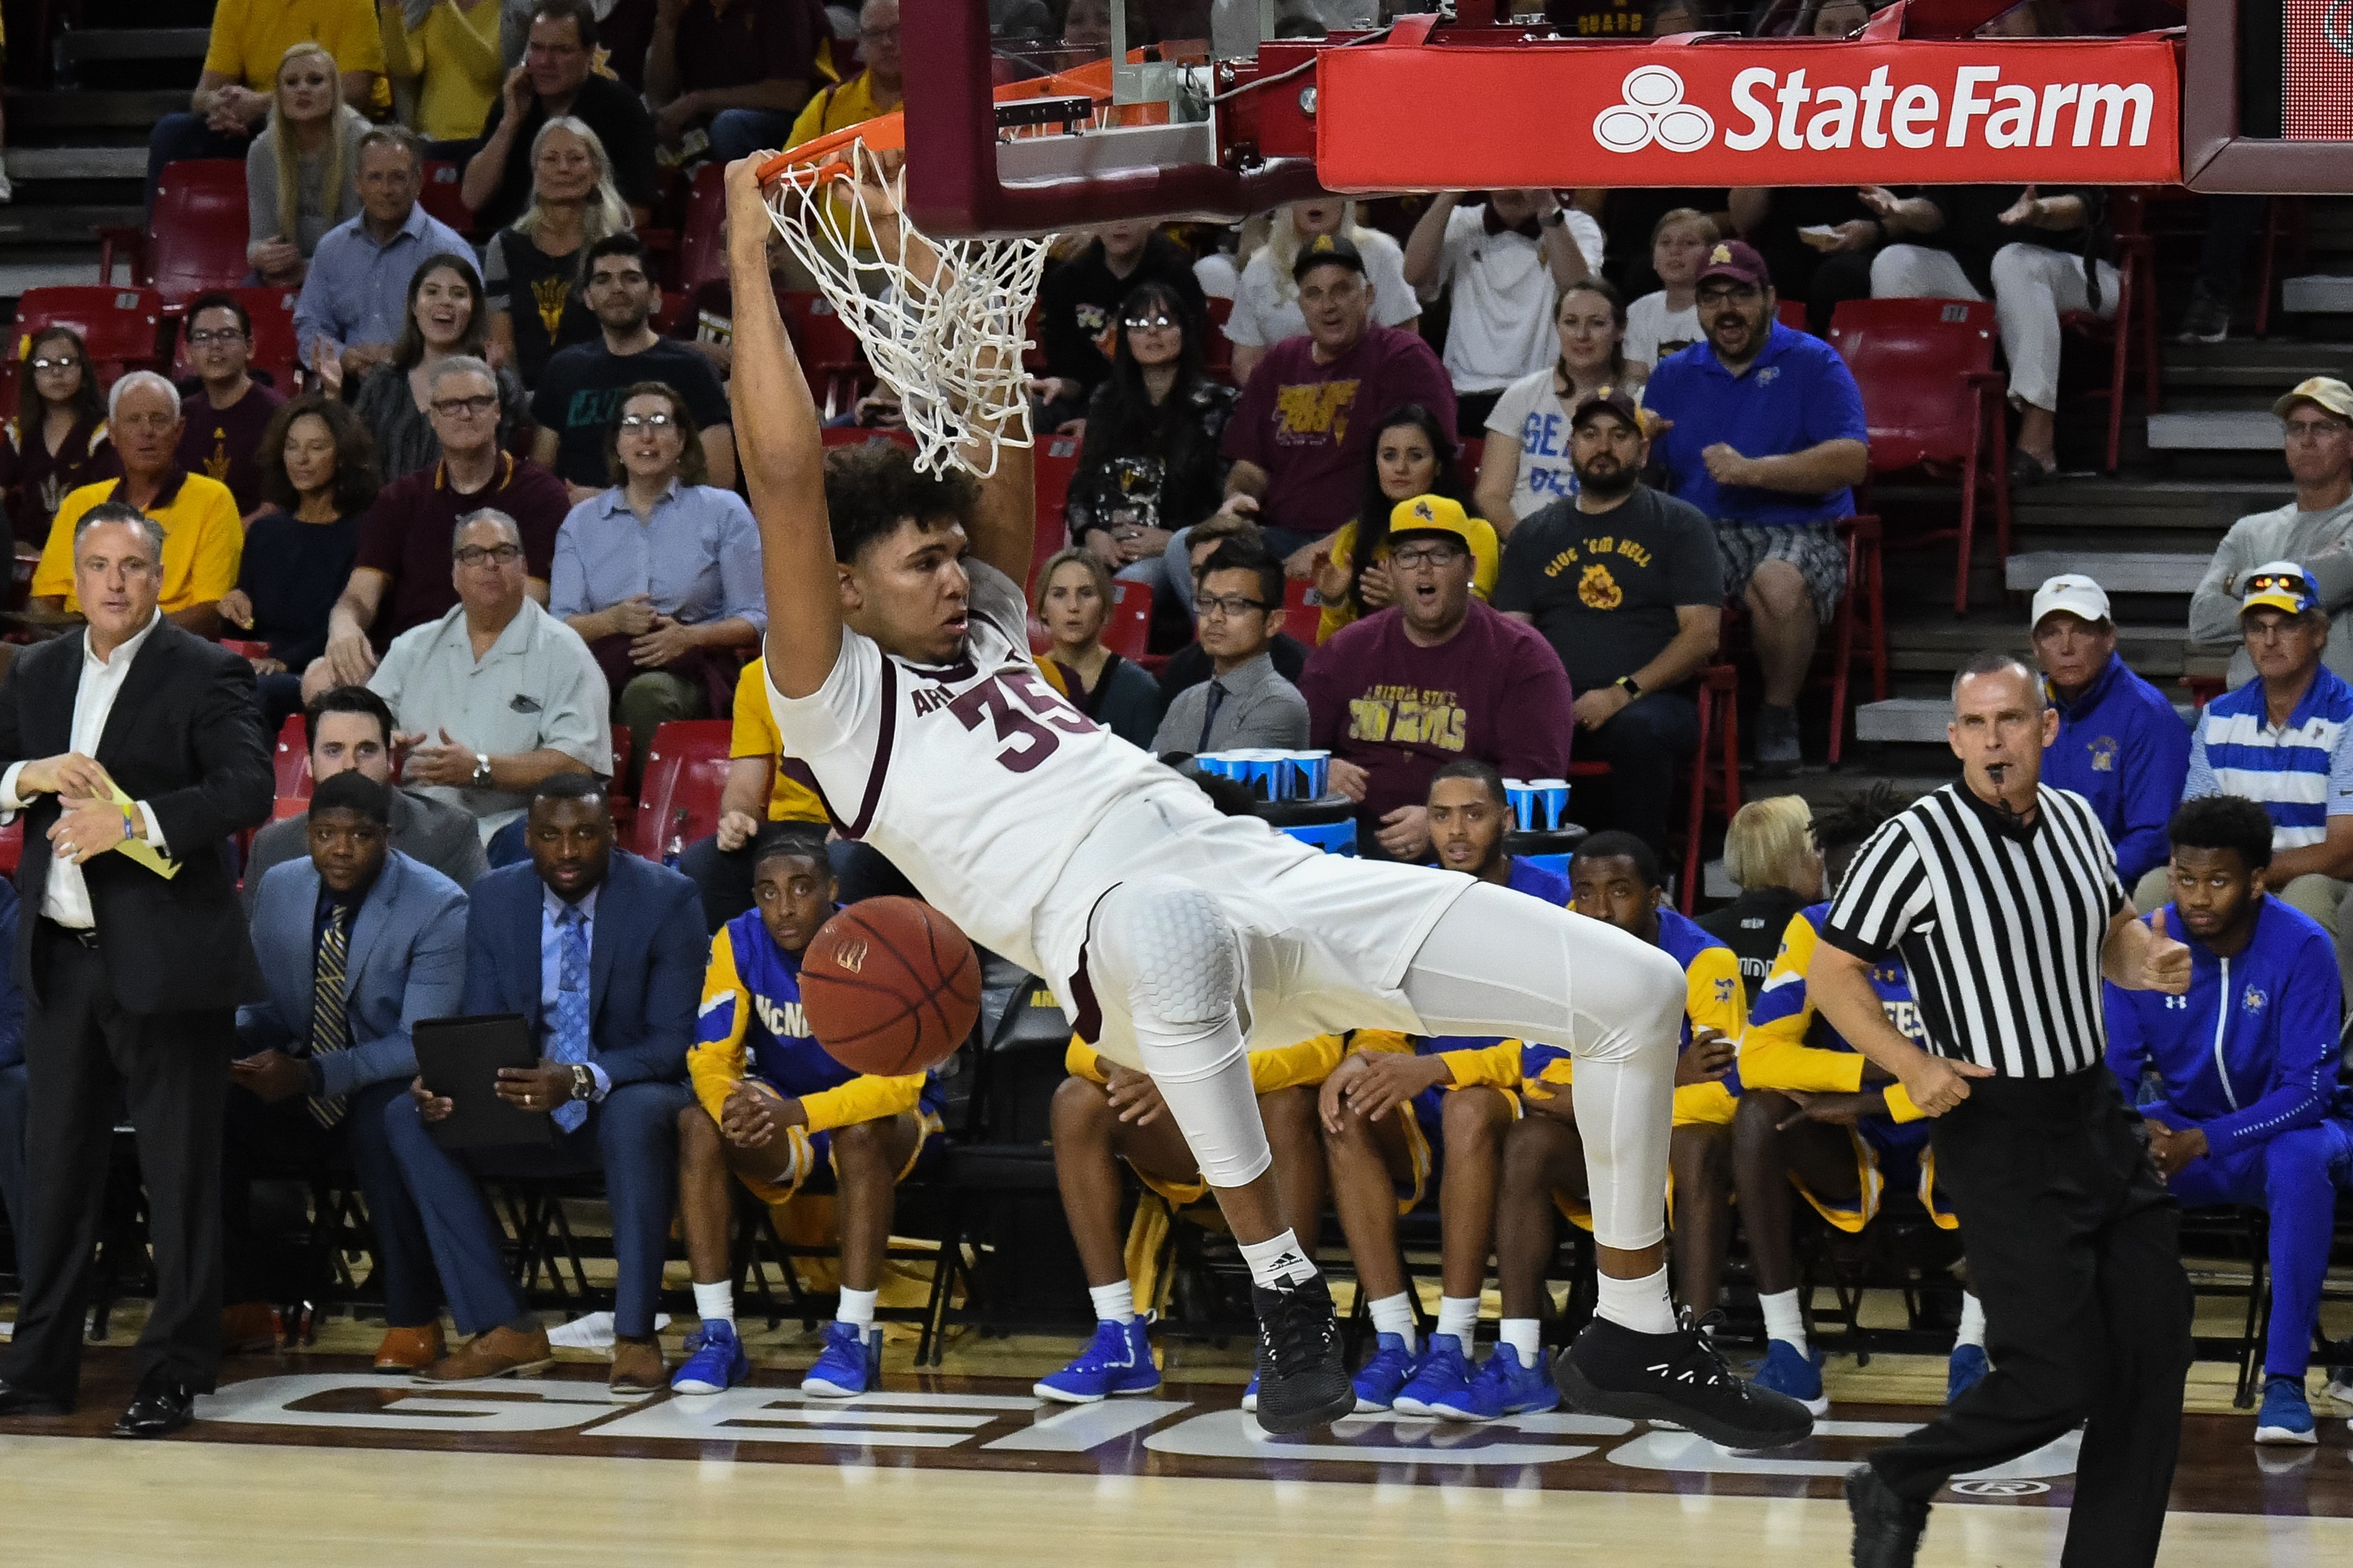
[824,440,979,565]
[1809,782,1912,857]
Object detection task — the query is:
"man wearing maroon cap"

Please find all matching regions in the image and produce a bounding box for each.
[1641,240,1868,777]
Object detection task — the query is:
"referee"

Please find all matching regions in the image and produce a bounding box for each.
[1809,651,2194,1568]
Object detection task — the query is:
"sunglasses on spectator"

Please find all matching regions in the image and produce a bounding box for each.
[1124,315,1180,332]
[185,328,247,346]
[1390,542,1468,569]
[30,355,80,371]
[1193,592,1270,619]
[2244,571,2312,600]
[619,413,676,431]
[431,394,500,417]
[455,544,524,567]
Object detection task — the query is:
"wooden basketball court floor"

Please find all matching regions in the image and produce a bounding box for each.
[1,1312,2348,1567]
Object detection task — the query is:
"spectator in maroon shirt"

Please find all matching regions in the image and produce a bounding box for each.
[175,293,286,519]
[0,327,116,553]
[301,355,568,699]
[1212,232,1455,583]
[1299,494,1576,860]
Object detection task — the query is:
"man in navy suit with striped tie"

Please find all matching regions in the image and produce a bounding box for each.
[383,772,703,1394]
[227,771,468,1372]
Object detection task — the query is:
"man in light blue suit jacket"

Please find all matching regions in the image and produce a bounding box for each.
[385,773,703,1390]
[225,772,468,1370]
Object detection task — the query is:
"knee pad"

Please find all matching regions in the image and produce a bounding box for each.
[1090,877,1241,1033]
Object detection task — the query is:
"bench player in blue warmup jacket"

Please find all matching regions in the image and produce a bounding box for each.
[2104,795,2353,1446]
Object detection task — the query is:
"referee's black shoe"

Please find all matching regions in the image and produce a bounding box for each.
[1554,1309,1815,1451]
[0,1375,72,1419]
[1844,1463,1929,1567]
[1249,1273,1354,1436]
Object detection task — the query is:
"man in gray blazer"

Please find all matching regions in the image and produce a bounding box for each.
[224,771,468,1373]
[244,685,488,909]
[1153,539,1311,756]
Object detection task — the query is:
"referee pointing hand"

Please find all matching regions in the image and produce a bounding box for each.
[1808,651,2194,1568]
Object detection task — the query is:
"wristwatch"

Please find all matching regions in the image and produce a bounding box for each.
[470,753,493,789]
[569,1062,594,1103]
[1615,674,1642,699]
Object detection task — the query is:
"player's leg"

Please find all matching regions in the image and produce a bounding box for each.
[1731,1090,1853,1415]
[1257,1086,1328,1255]
[802,1111,925,1398]
[670,1100,799,1395]
[1415,1086,1524,1422]
[1668,1121,1734,1319]
[1320,1088,1427,1413]
[1481,1109,1581,1417]
[1089,876,1352,1433]
[1395,880,1813,1449]
[1036,1076,1181,1402]
[2250,1128,2339,1444]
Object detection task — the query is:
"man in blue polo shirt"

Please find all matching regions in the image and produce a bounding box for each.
[2030,573,2191,894]
[2183,560,2353,989]
[2105,794,2353,1446]
[1643,241,1869,778]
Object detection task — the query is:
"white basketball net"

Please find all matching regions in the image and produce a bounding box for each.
[763,138,1052,479]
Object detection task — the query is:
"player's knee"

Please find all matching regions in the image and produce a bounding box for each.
[679,1102,722,1150]
[1091,877,1239,1032]
[831,1117,885,1170]
[1051,1074,1114,1140]
[2261,1128,2330,1198]
[1441,1086,1507,1147]
[1257,1084,1315,1144]
[1671,1123,1731,1182]
[1733,1089,1793,1152]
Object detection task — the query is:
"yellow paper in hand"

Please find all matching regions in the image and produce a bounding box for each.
[101,780,179,880]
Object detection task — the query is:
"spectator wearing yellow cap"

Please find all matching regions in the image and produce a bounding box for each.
[1495,386,1723,861]
[1298,492,1576,861]
[1314,404,1499,644]
[2190,377,2353,691]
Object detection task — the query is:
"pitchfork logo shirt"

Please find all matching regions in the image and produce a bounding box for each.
[1223,324,1456,537]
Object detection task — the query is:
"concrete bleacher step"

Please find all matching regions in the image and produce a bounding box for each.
[2163,341,2353,393]
[1888,617,2228,680]
[0,207,143,249]
[53,26,209,65]
[2144,411,2282,452]
[4,147,148,181]
[2008,477,2283,531]
[2283,276,2353,315]
[2003,551,2207,595]
[1858,695,2196,745]
[9,89,189,136]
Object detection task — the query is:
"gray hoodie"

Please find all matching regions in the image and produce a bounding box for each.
[2186,494,2353,688]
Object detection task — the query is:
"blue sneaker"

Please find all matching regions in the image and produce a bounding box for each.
[1392,1334,1476,1419]
[670,1319,749,1395]
[1749,1339,1829,1417]
[1946,1343,1989,1404]
[1034,1317,1160,1403]
[1350,1332,1421,1412]
[801,1321,880,1398]
[1445,1342,1558,1419]
[1240,1373,1258,1413]
[2254,1375,2318,1445]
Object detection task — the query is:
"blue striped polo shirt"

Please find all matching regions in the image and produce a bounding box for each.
[2184,664,2353,848]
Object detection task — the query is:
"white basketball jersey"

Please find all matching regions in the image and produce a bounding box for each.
[763,559,1234,983]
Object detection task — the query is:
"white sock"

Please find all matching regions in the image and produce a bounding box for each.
[1759,1289,1808,1353]
[693,1280,735,1329]
[1955,1292,1986,1351]
[1367,1291,1418,1351]
[1500,1318,1542,1363]
[1089,1281,1136,1324]
[1594,1265,1677,1336]
[1237,1228,1318,1288]
[836,1287,878,1331]
[1436,1295,1479,1345]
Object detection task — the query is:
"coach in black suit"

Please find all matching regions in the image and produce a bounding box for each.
[0,502,273,1438]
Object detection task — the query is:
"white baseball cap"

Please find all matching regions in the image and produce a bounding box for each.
[2031,573,2111,629]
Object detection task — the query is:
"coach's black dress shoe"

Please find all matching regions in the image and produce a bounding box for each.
[0,1376,73,1418]
[1845,1463,1930,1568]
[112,1369,197,1439]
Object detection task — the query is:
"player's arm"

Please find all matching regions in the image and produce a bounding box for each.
[723,156,841,700]
[689,930,754,1123]
[799,1072,925,1134]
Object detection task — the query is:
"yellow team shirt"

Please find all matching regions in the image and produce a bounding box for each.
[1515,918,1749,1128]
[729,659,831,825]
[1738,908,1924,1121]
[1317,513,1502,643]
[33,472,243,617]
[379,0,502,143]
[206,0,387,111]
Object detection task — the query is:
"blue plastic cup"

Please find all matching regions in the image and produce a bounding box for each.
[1295,750,1330,800]
[1504,779,1537,833]
[1530,779,1571,831]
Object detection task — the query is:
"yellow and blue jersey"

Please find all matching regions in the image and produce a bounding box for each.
[689,909,939,1135]
[1522,907,1748,1128]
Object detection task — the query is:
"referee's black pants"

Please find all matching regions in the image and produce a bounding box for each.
[1871,1069,2192,1567]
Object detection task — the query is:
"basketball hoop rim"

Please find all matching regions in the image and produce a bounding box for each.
[753,57,1122,195]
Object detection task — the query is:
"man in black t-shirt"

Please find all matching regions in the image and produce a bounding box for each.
[1495,387,1724,859]
[532,234,735,497]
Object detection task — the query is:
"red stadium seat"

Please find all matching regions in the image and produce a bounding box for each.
[1282,577,1322,644]
[416,161,473,237]
[1775,298,1808,333]
[777,291,867,420]
[271,797,308,821]
[1456,435,1484,493]
[219,639,269,661]
[1102,579,1150,661]
[674,162,727,295]
[274,713,313,801]
[1826,298,2010,615]
[630,720,734,861]
[99,160,249,300]
[2059,189,2161,476]
[1029,433,1079,588]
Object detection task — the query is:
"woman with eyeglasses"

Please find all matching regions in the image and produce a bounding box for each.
[330,252,529,481]
[484,117,628,389]
[551,382,763,784]
[1030,548,1163,749]
[0,328,117,555]
[221,396,383,732]
[245,41,370,288]
[1313,403,1498,643]
[1067,279,1235,612]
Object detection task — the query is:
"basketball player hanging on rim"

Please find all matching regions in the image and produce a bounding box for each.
[721,157,1811,1446]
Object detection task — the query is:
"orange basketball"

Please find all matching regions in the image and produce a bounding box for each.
[799,897,983,1077]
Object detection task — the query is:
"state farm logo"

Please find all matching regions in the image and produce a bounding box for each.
[1594,66,1715,153]
[1592,61,2158,156]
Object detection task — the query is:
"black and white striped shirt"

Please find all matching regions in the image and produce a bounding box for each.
[1821,782,2124,1078]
